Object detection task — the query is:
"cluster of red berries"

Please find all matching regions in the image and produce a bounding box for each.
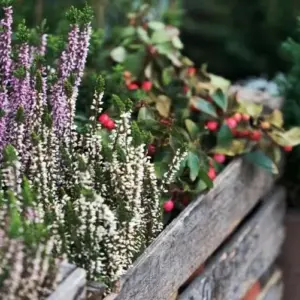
[123,70,152,91]
[163,194,190,212]
[206,112,249,132]
[206,112,293,152]
[126,80,152,91]
[98,113,115,131]
[206,113,267,143]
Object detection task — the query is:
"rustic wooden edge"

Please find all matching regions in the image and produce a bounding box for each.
[87,281,107,300]
[278,209,300,300]
[257,268,283,300]
[47,263,86,300]
[178,186,286,300]
[115,158,273,300]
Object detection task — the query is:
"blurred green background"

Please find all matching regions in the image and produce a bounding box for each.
[11,0,300,80]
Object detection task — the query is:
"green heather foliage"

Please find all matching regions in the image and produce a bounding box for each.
[0,146,61,299]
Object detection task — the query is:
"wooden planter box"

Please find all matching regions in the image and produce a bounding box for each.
[278,210,300,300]
[47,262,86,300]
[110,158,284,300]
[46,157,285,300]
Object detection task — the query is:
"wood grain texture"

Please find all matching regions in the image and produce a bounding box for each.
[116,159,273,300]
[47,264,86,300]
[278,210,300,300]
[179,186,286,300]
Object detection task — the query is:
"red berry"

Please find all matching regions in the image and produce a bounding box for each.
[207,167,216,180]
[163,200,174,212]
[187,67,196,76]
[182,195,189,206]
[147,144,156,155]
[283,145,293,152]
[183,85,189,94]
[160,119,171,126]
[242,114,250,121]
[206,121,218,131]
[213,153,226,164]
[98,113,110,125]
[226,118,237,129]
[231,129,239,137]
[206,96,213,103]
[239,130,250,137]
[249,130,262,141]
[127,82,139,90]
[142,81,152,91]
[105,119,115,131]
[233,113,242,122]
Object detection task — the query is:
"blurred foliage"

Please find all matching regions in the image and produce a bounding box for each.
[181,0,300,80]
[10,0,300,82]
[96,5,300,219]
[279,18,300,206]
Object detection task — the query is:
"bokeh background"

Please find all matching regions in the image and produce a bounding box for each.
[11,0,300,80]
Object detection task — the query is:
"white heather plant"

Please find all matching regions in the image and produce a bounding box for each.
[0,0,186,292]
[0,145,62,300]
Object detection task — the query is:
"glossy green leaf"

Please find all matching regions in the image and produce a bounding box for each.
[151,31,171,44]
[121,26,135,38]
[156,43,174,55]
[172,36,183,49]
[138,106,155,121]
[110,46,127,63]
[123,49,147,75]
[185,119,200,140]
[244,150,278,174]
[213,140,248,156]
[269,127,300,146]
[198,169,213,189]
[217,124,233,147]
[137,27,150,43]
[212,89,227,111]
[187,151,200,181]
[193,98,218,117]
[154,162,169,179]
[195,179,208,193]
[162,67,173,85]
[148,21,165,30]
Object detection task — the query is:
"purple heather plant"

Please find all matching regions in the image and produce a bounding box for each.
[0,1,186,293]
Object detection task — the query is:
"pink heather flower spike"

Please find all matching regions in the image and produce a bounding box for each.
[0,6,13,85]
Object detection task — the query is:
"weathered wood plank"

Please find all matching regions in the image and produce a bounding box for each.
[57,261,77,284]
[178,186,285,300]
[278,210,300,300]
[257,269,283,300]
[116,159,273,300]
[47,264,86,300]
